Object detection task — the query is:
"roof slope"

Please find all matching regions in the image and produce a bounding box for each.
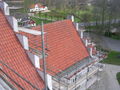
[29,3,45,8]
[20,20,89,75]
[0,10,44,89]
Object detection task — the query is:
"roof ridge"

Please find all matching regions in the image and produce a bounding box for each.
[33,19,72,28]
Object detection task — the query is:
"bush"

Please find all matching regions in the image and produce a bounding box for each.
[116,72,120,85]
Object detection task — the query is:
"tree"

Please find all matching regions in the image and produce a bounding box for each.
[24,0,34,12]
[93,0,120,34]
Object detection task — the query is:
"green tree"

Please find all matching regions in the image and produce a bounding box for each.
[24,0,34,12]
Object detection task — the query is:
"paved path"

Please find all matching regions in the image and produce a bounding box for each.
[101,36,120,52]
[89,64,120,90]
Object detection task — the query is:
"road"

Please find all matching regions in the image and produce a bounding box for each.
[89,64,120,90]
[101,36,120,52]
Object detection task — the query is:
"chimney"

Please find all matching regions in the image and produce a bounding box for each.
[90,47,93,57]
[80,30,84,39]
[37,70,53,90]
[16,34,29,50]
[67,15,74,22]
[27,52,40,68]
[0,1,10,15]
[6,16,18,32]
[76,23,79,31]
[71,15,74,22]
[80,27,85,39]
[85,39,88,46]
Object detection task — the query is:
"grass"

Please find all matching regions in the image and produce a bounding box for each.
[31,17,52,25]
[105,32,120,40]
[32,6,94,23]
[34,10,66,22]
[111,34,120,40]
[116,72,120,84]
[101,51,120,65]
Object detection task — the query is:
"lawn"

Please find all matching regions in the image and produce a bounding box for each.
[35,10,67,22]
[101,51,120,65]
[32,6,94,23]
[116,72,120,84]
[31,17,53,25]
[110,34,120,40]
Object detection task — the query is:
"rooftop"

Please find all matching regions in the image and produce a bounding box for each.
[20,20,89,76]
[0,9,44,89]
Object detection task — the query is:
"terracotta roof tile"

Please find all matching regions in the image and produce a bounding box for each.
[0,10,44,89]
[20,20,89,76]
[29,3,45,8]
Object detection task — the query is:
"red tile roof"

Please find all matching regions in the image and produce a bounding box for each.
[29,3,45,9]
[0,10,44,89]
[20,20,89,76]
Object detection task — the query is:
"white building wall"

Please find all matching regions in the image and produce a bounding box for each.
[16,34,29,50]
[0,1,10,15]
[30,7,48,12]
[37,70,53,90]
[34,55,40,68]
[27,52,40,68]
[3,2,9,15]
[71,15,74,22]
[6,16,18,32]
[47,74,53,90]
[76,23,79,31]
